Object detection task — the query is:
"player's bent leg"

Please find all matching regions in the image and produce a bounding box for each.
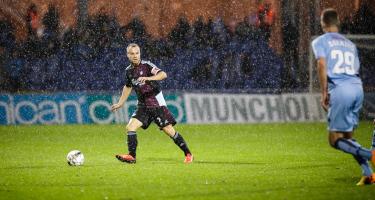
[331,132,373,160]
[352,151,375,185]
[162,124,176,137]
[126,118,143,132]
[162,125,193,164]
[328,132,344,148]
[116,118,143,164]
[330,132,375,183]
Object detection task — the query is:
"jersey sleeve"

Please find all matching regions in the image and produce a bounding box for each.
[145,61,162,75]
[311,37,326,60]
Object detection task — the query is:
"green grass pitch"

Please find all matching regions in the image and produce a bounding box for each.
[1,122,375,200]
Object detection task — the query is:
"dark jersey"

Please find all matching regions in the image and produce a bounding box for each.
[125,60,167,108]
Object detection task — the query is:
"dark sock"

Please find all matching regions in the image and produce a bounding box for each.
[372,129,375,150]
[334,138,372,160]
[171,132,191,156]
[127,131,137,158]
[350,139,373,177]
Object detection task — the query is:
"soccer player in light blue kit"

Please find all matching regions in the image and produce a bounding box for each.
[312,8,375,185]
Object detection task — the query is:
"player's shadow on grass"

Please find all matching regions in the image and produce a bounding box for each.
[282,163,337,170]
[334,176,362,184]
[194,160,266,165]
[0,165,61,170]
[146,157,179,164]
[146,157,265,165]
[0,164,111,170]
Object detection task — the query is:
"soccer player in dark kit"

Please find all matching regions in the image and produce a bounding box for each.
[111,43,193,164]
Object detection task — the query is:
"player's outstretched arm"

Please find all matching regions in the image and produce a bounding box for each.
[138,71,167,83]
[317,58,329,112]
[111,85,132,112]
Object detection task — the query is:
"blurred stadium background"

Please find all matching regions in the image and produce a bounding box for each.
[0,0,375,124]
[1,0,375,199]
[0,0,374,125]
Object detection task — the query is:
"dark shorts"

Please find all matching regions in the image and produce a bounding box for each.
[131,106,177,130]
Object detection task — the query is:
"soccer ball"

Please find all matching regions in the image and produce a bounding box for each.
[67,150,84,166]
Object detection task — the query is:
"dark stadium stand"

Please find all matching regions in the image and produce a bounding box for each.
[2,38,282,92]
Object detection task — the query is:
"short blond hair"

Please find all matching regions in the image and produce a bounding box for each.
[126,43,140,52]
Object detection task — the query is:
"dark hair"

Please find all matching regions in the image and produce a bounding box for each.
[321,8,339,27]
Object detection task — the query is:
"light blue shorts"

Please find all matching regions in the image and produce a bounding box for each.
[327,83,363,132]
